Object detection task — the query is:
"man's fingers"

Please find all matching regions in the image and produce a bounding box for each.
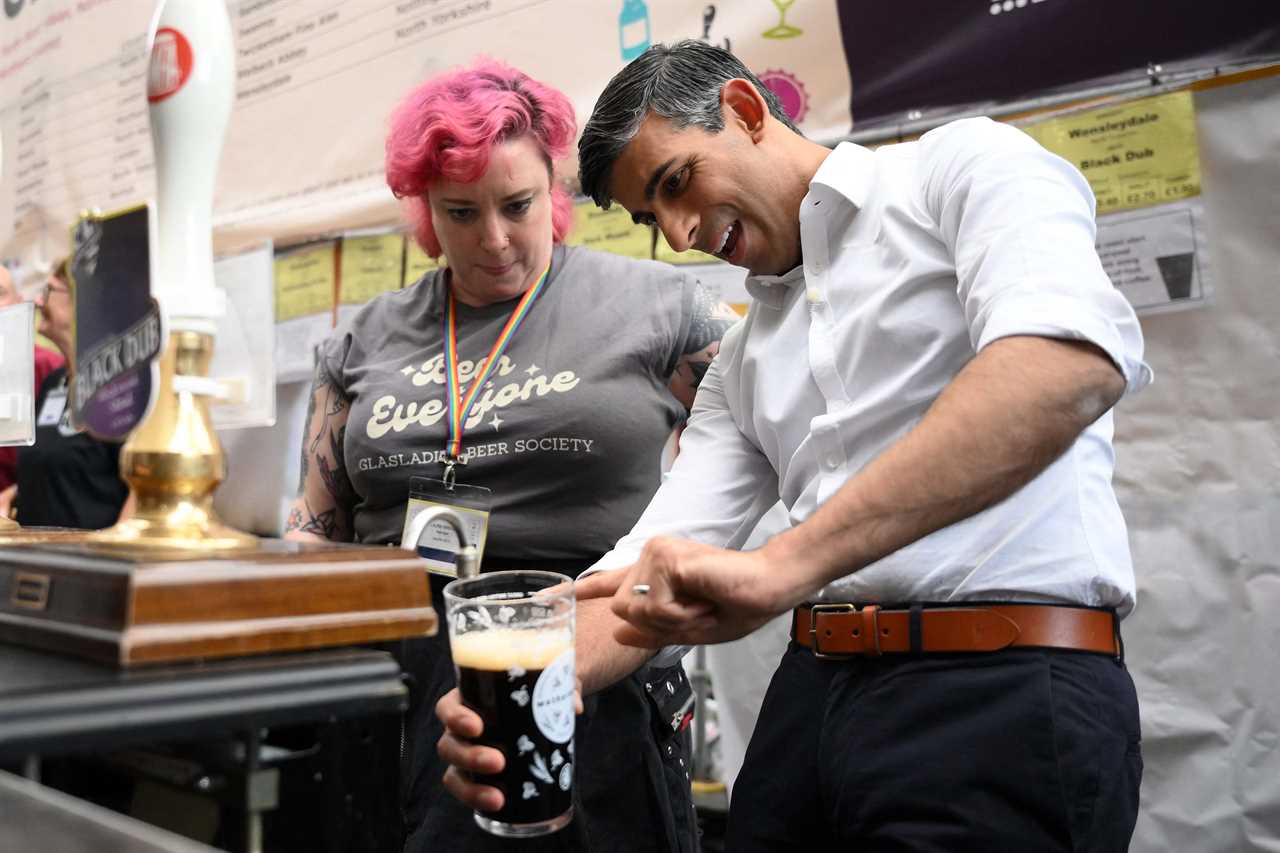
[442,766,505,813]
[613,591,715,632]
[574,570,624,601]
[612,622,669,649]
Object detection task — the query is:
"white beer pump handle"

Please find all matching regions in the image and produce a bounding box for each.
[145,0,234,334]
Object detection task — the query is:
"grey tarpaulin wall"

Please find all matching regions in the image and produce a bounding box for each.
[1117,71,1280,852]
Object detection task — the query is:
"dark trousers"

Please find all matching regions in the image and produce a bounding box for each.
[727,643,1143,852]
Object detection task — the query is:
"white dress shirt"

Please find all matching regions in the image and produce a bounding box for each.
[590,117,1152,638]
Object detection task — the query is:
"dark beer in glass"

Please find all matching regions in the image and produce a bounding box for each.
[445,571,575,837]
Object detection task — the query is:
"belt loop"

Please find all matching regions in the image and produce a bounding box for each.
[909,604,923,655]
[862,605,882,656]
[1113,612,1125,663]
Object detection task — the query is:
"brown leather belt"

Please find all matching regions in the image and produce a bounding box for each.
[792,603,1119,659]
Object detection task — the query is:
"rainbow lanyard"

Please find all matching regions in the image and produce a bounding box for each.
[441,264,550,484]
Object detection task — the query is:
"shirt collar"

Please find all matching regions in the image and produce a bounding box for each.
[743,142,876,308]
[744,265,806,307]
[809,141,877,208]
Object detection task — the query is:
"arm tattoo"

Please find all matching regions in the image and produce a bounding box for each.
[298,368,322,492]
[668,282,737,409]
[284,500,340,539]
[319,425,357,507]
[298,359,350,495]
[684,282,735,357]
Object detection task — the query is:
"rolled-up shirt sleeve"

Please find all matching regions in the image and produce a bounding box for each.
[924,118,1153,396]
[581,339,779,666]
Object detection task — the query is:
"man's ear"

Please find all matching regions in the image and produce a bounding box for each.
[721,78,768,142]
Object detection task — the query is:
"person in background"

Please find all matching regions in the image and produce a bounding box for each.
[0,263,65,493]
[0,258,131,528]
[285,59,733,852]
[443,40,1149,852]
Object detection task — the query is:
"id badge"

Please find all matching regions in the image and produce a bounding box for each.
[401,475,492,578]
[37,392,67,427]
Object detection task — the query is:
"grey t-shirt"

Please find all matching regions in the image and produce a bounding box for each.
[320,244,699,560]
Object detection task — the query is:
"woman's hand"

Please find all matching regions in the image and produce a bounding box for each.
[436,680,585,813]
[436,688,507,813]
[0,484,16,520]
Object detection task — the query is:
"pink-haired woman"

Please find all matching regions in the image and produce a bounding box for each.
[286,60,732,852]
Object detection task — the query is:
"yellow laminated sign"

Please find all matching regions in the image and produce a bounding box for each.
[1023,90,1200,216]
[403,239,445,287]
[566,198,653,260]
[274,242,336,323]
[340,233,405,305]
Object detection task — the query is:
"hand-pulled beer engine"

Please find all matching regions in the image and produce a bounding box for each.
[0,0,438,665]
[91,0,250,550]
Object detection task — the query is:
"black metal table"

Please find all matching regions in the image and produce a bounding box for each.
[0,643,408,853]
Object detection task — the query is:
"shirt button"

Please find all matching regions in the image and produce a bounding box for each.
[826,455,841,469]
[806,288,822,303]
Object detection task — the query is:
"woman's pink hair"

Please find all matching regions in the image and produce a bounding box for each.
[386,59,576,257]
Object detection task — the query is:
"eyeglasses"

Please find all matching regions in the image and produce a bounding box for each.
[42,280,70,301]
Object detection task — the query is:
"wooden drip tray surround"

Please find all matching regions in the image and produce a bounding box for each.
[0,539,436,666]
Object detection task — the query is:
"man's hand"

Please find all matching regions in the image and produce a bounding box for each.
[575,537,812,648]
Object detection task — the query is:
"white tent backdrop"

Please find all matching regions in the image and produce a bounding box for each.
[1116,72,1280,853]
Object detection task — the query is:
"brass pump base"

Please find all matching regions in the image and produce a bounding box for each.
[91,329,256,552]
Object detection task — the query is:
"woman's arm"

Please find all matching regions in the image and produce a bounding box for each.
[284,360,357,542]
[667,282,739,412]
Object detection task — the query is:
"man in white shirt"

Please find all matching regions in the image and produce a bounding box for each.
[440,41,1148,850]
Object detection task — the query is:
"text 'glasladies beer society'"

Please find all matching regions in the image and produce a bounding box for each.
[445,571,575,838]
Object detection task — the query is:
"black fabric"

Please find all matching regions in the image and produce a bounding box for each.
[727,643,1142,852]
[15,367,128,529]
[399,574,698,853]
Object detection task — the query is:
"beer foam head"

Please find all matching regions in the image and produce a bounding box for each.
[451,627,572,671]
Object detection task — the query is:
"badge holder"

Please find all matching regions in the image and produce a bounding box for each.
[401,468,491,578]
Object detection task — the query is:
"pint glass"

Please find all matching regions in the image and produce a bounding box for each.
[444,571,576,837]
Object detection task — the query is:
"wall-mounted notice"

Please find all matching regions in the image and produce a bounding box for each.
[1023,90,1201,216]
[0,302,36,447]
[212,242,276,429]
[403,239,444,288]
[566,198,652,260]
[338,231,403,325]
[273,241,335,382]
[1095,201,1209,314]
[1022,90,1210,315]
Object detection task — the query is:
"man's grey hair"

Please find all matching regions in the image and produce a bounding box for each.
[578,40,798,210]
